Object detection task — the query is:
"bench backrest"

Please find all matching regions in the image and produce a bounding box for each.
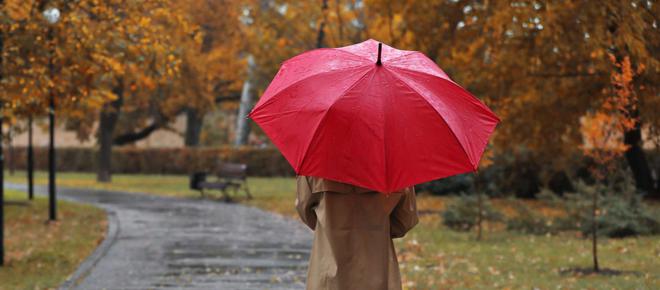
[216,163,248,180]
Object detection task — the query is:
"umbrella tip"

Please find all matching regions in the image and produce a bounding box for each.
[376,43,382,66]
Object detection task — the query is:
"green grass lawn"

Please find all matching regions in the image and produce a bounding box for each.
[5,171,660,289]
[0,189,106,290]
[4,171,298,216]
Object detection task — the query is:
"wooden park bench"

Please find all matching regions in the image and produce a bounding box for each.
[190,162,253,201]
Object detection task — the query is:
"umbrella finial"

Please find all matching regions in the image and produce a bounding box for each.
[376,43,382,66]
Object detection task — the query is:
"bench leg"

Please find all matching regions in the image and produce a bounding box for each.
[200,188,206,198]
[243,181,253,200]
[221,189,232,203]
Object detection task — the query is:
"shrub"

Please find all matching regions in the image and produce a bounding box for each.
[417,174,473,196]
[4,146,295,176]
[441,193,503,231]
[505,198,558,235]
[558,181,660,238]
[492,153,541,198]
[596,194,660,237]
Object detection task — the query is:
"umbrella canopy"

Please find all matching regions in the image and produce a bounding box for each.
[249,39,499,193]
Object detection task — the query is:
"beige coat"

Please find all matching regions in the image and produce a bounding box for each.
[296,176,419,290]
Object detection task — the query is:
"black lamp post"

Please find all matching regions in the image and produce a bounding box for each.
[43,7,60,222]
[0,0,5,267]
[0,105,4,266]
[27,116,34,200]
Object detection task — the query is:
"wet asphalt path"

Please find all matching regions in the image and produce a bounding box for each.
[7,183,311,290]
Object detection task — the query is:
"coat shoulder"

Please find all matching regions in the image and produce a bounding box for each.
[305,176,373,194]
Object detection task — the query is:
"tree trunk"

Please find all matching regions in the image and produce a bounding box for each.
[475,174,483,241]
[624,122,657,197]
[7,127,13,175]
[27,116,34,200]
[97,82,124,183]
[0,0,5,262]
[316,0,328,48]
[592,187,599,272]
[0,102,4,267]
[234,55,255,147]
[185,107,204,188]
[185,108,203,147]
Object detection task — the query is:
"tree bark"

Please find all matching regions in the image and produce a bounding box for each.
[592,187,599,272]
[27,116,34,200]
[7,127,13,175]
[0,0,5,264]
[475,173,483,241]
[113,121,162,146]
[97,82,124,183]
[185,108,203,147]
[316,0,328,48]
[234,55,255,147]
[185,107,203,187]
[624,121,657,197]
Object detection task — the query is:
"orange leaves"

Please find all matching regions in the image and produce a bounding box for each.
[5,0,33,21]
[97,89,119,103]
[579,54,645,178]
[478,147,495,169]
[580,111,628,154]
[92,53,126,76]
[0,0,204,140]
[138,16,152,28]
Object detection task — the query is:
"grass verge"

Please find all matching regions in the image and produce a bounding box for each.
[5,171,659,289]
[0,189,107,290]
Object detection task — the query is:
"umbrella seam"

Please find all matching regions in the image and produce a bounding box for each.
[328,47,376,63]
[339,39,419,63]
[253,64,372,116]
[336,40,417,64]
[387,67,501,123]
[381,51,418,64]
[381,70,392,191]
[297,67,376,171]
[289,47,372,64]
[342,48,417,65]
[391,67,501,169]
[384,67,477,170]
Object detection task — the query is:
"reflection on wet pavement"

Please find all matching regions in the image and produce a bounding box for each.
[10,185,311,290]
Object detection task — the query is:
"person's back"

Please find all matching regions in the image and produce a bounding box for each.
[296,176,418,290]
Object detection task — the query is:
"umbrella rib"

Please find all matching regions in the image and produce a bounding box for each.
[253,64,372,116]
[382,51,418,64]
[386,65,454,83]
[296,67,376,171]
[385,67,477,170]
[386,67,500,123]
[329,47,375,63]
[381,73,392,191]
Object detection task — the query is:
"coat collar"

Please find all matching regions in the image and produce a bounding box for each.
[308,177,376,194]
[305,176,415,194]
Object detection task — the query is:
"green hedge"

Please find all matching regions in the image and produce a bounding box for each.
[4,146,295,176]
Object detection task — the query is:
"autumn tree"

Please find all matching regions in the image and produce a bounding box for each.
[179,0,246,147]
[351,0,658,196]
[69,0,199,182]
[579,54,644,272]
[0,0,201,181]
[244,0,364,91]
[447,0,659,196]
[2,0,111,125]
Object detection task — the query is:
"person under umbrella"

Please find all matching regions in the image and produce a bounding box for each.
[249,39,499,290]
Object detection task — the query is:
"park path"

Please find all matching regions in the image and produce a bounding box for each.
[7,183,312,290]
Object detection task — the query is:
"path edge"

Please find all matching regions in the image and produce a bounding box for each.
[58,208,120,290]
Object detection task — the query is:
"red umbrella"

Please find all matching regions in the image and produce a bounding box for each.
[249,39,499,193]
